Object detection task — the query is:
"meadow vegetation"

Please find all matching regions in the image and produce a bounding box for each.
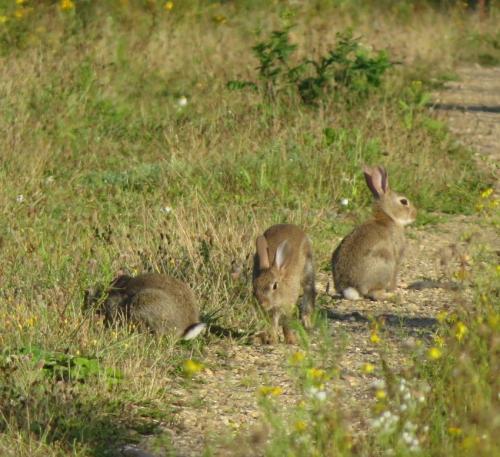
[0,1,498,456]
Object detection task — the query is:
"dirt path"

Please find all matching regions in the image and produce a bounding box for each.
[124,67,500,457]
[432,66,500,191]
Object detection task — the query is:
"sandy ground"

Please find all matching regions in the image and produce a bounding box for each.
[121,66,500,457]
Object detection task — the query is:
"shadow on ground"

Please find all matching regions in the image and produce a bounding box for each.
[429,102,500,114]
[324,309,438,330]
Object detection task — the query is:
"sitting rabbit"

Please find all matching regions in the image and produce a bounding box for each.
[253,224,316,344]
[332,165,417,301]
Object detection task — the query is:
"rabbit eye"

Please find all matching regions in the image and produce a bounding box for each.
[272,282,278,290]
[400,198,408,206]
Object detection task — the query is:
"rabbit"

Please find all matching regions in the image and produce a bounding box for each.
[89,273,206,340]
[253,224,316,344]
[331,165,417,301]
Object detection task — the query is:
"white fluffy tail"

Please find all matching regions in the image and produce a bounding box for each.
[182,323,207,340]
[342,287,361,300]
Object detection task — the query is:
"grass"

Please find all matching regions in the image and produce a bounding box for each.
[0,1,499,456]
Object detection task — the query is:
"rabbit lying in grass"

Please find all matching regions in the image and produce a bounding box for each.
[332,165,417,301]
[253,224,316,344]
[89,273,206,340]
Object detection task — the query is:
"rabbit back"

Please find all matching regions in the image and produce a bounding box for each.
[332,216,405,298]
[129,287,200,337]
[102,273,204,338]
[258,224,311,276]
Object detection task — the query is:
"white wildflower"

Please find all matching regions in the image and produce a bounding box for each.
[177,96,188,107]
[410,442,420,453]
[402,431,413,444]
[371,418,381,429]
[370,379,386,390]
[340,198,349,207]
[307,386,327,401]
[315,390,327,401]
[404,421,417,431]
[16,194,24,203]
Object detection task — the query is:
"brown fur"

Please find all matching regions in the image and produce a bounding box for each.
[253,224,316,343]
[332,166,416,300]
[97,273,203,338]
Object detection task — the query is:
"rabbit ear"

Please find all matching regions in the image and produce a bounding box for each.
[275,239,290,270]
[363,165,389,198]
[256,235,270,270]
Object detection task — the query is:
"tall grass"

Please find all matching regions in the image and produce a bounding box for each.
[0,1,498,456]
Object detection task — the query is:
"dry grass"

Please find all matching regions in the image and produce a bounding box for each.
[0,1,498,456]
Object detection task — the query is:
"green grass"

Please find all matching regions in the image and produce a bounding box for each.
[0,1,499,456]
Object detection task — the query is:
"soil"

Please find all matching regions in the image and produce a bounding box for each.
[122,66,500,457]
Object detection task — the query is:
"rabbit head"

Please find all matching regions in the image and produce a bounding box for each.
[364,165,417,226]
[253,224,316,343]
[253,235,293,311]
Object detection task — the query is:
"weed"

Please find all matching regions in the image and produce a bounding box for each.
[229,26,392,106]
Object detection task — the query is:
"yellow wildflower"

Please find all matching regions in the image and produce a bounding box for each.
[362,363,375,374]
[164,1,174,11]
[437,311,448,324]
[461,434,480,449]
[289,351,305,365]
[433,335,445,347]
[259,385,283,397]
[448,426,462,436]
[427,347,442,360]
[182,359,204,376]
[487,313,499,330]
[0,16,7,24]
[375,389,386,400]
[14,8,27,19]
[307,367,327,382]
[212,14,227,24]
[294,420,307,432]
[16,0,26,4]
[60,0,75,11]
[453,269,468,281]
[480,188,493,199]
[454,322,468,342]
[411,80,422,91]
[370,331,381,344]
